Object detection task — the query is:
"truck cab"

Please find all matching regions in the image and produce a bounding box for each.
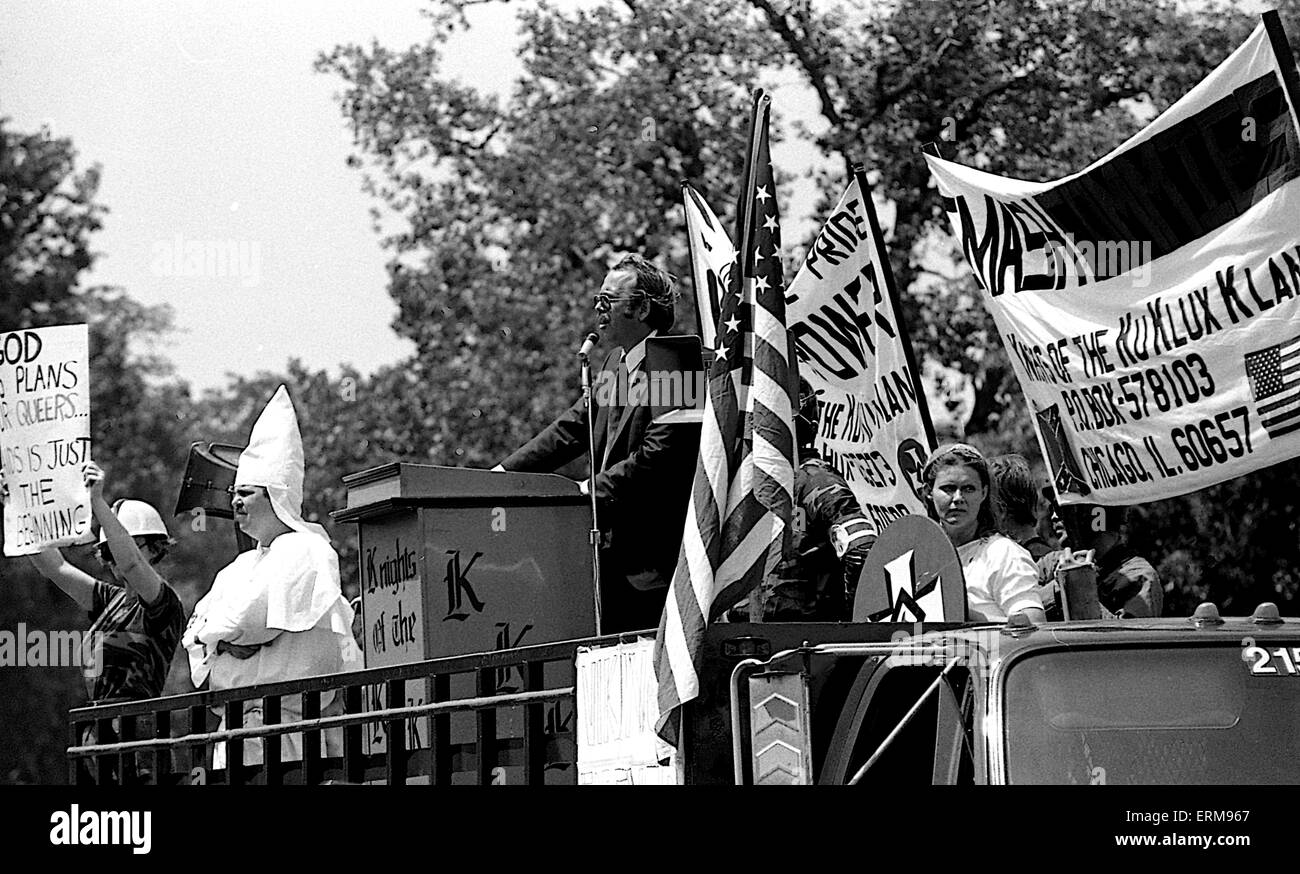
[703,603,1300,785]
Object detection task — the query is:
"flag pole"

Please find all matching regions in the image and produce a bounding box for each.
[734,90,766,283]
[852,162,939,450]
[733,90,766,624]
[580,348,603,636]
[1263,10,1300,144]
[736,93,801,462]
[681,180,712,348]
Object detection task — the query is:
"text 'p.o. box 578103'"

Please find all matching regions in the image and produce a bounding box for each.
[334,463,594,783]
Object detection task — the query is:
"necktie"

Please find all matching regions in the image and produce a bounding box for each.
[602,351,628,470]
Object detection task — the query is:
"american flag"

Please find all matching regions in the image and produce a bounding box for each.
[654,92,796,746]
[1244,332,1300,439]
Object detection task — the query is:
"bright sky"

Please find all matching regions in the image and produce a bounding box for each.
[0,0,827,393]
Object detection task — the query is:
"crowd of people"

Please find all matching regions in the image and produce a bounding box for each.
[4,251,1165,780]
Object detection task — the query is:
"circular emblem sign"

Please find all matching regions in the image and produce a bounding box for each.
[852,515,967,623]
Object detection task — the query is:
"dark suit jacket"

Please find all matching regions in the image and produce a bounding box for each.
[502,346,700,590]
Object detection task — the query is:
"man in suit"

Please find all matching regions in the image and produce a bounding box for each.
[497,254,700,632]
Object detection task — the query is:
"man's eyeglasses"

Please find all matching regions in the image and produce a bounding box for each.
[592,292,644,311]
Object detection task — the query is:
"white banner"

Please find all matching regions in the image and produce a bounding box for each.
[785,175,935,529]
[1,325,94,556]
[577,638,676,784]
[927,22,1300,505]
[682,183,736,349]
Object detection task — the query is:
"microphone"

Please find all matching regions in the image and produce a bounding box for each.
[577,331,600,359]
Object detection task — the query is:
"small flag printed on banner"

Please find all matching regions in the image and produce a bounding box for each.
[1244,333,1300,439]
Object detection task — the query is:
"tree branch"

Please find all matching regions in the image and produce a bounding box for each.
[877,34,960,108]
[747,0,852,176]
[1086,83,1145,114]
[467,120,504,151]
[952,68,1046,137]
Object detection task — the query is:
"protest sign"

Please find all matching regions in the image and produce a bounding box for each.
[1,324,94,556]
[577,639,676,784]
[927,19,1300,505]
[785,170,937,532]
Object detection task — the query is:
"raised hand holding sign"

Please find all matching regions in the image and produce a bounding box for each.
[1,325,94,556]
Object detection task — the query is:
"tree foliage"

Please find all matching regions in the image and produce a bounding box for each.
[315,0,791,465]
[0,120,104,330]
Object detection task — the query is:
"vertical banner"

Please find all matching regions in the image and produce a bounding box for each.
[785,171,937,531]
[927,19,1300,505]
[577,639,676,784]
[1,324,93,556]
[682,182,737,349]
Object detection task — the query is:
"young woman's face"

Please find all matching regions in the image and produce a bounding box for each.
[930,464,987,546]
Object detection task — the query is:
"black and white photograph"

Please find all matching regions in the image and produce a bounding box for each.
[1,0,1297,855]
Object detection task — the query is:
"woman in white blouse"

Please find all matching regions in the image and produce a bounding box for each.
[921,443,1047,623]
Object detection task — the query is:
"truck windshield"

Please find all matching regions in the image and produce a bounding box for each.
[1003,644,1300,784]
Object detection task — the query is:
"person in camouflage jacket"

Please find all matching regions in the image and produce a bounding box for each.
[757,379,878,621]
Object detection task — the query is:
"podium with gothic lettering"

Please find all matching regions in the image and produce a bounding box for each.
[335,462,596,667]
[335,463,594,780]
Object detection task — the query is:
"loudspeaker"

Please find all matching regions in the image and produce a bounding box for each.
[174,442,243,519]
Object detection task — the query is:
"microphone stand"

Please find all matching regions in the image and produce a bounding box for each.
[579,345,604,636]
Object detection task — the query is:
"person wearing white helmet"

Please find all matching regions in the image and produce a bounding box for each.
[6,460,184,705]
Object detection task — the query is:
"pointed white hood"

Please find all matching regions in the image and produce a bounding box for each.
[234,385,329,542]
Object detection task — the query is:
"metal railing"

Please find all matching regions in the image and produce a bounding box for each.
[67,636,614,785]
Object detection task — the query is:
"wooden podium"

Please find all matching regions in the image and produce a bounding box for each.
[334,462,596,668]
[334,463,595,780]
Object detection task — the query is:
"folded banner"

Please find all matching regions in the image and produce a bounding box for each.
[682,182,736,349]
[786,170,936,528]
[1,324,94,555]
[927,19,1300,505]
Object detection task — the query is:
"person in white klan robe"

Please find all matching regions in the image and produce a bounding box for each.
[183,385,361,768]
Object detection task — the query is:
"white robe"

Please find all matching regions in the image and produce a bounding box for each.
[184,532,362,769]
